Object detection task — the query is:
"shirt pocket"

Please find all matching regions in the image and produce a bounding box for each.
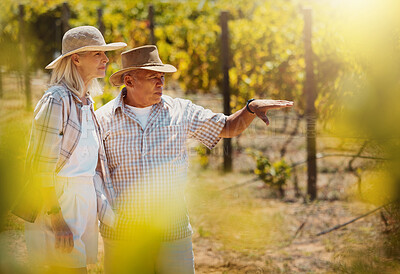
[150,125,186,160]
[103,125,143,169]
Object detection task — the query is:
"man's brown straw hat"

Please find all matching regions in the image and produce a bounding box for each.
[109,45,177,87]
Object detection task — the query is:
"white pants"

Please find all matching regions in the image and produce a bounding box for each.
[103,236,195,274]
[25,176,98,268]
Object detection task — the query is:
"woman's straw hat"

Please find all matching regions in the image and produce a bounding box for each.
[109,45,177,86]
[45,26,127,69]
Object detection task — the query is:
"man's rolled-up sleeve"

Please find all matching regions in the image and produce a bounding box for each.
[187,102,227,149]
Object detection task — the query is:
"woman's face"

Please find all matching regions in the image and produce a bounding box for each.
[73,51,109,83]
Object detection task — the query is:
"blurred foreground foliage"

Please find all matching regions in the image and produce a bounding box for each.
[0,123,28,231]
[1,0,400,271]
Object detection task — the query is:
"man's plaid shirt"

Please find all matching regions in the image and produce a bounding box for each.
[14,85,116,226]
[95,89,226,241]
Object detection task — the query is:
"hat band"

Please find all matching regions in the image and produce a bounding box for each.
[62,42,106,55]
[123,62,165,69]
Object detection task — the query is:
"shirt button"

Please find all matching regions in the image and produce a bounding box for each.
[81,146,89,157]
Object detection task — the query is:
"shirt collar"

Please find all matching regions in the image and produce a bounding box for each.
[72,92,94,106]
[61,83,93,105]
[112,87,165,115]
[112,87,126,114]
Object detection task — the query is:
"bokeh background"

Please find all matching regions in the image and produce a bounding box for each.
[1,0,400,272]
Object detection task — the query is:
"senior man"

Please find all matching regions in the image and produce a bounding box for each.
[96,45,293,273]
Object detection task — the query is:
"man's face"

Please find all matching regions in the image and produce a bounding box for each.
[125,69,165,108]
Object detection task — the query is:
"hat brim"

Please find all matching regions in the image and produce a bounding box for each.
[109,64,177,87]
[45,42,127,69]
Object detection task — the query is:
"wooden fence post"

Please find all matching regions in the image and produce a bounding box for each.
[303,8,317,200]
[148,5,155,45]
[97,8,105,35]
[220,11,232,172]
[18,4,31,110]
[62,2,70,34]
[0,67,3,98]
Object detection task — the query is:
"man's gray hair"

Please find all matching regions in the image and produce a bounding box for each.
[122,70,139,80]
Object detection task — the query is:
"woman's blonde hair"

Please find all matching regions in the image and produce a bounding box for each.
[49,52,103,97]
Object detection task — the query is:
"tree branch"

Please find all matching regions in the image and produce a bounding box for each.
[316,201,394,236]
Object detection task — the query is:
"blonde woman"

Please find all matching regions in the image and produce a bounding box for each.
[14,26,125,273]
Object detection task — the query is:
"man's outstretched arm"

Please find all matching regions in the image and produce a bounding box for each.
[219,99,294,138]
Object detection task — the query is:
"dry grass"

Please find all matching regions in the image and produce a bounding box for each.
[186,167,392,273]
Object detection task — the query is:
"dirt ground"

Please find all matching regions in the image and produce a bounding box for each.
[187,169,388,273]
[0,182,387,273]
